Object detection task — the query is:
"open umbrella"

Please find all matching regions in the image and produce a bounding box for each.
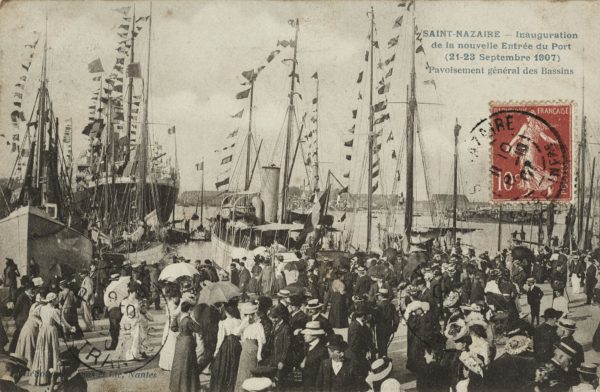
[159,262,199,282]
[104,276,131,309]
[197,281,241,305]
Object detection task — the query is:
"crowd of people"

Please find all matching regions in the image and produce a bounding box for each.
[0,243,600,392]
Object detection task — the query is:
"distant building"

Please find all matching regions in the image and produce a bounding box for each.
[431,194,470,212]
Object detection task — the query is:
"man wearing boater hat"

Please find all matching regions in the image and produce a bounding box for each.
[306,299,333,336]
[300,320,329,391]
[354,266,372,298]
[0,352,29,392]
[556,318,584,386]
[571,363,599,391]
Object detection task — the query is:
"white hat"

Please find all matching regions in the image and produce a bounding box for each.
[365,358,393,384]
[240,302,258,315]
[32,277,44,287]
[306,299,323,310]
[380,379,402,392]
[45,292,57,303]
[301,320,326,336]
[241,377,272,392]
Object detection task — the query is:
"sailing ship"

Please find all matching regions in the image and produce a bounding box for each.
[0,25,93,280]
[73,6,179,261]
[339,3,477,254]
[210,19,333,268]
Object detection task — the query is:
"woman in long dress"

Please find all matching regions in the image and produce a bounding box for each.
[15,293,44,367]
[169,301,203,392]
[159,284,181,371]
[113,284,142,361]
[328,279,349,339]
[29,292,76,386]
[234,302,265,392]
[210,304,242,392]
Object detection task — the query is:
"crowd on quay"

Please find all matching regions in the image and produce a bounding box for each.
[0,242,600,392]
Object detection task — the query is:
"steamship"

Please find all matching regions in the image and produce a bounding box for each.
[210,18,314,269]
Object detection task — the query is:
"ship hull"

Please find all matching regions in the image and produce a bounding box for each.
[74,178,178,224]
[0,206,93,281]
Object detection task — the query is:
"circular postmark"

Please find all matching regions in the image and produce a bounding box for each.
[468,106,571,202]
[60,266,171,376]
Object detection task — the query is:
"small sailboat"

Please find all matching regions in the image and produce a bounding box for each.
[0,23,92,280]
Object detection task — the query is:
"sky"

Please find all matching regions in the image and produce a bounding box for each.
[1,0,599,203]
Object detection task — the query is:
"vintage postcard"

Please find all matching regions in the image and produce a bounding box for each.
[0,1,599,391]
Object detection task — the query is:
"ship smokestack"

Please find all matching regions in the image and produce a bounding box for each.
[260,166,280,223]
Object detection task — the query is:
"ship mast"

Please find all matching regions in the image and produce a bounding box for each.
[245,78,255,191]
[452,119,461,244]
[121,5,136,173]
[33,17,49,206]
[280,18,300,223]
[313,75,320,196]
[366,7,375,251]
[404,6,417,250]
[137,5,151,220]
[577,115,586,245]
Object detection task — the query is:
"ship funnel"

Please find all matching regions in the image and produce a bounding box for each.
[260,166,280,223]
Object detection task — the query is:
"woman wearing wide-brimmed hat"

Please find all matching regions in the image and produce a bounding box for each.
[234,302,266,392]
[30,292,77,386]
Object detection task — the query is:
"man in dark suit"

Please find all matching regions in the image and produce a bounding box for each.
[194,302,221,373]
[301,321,329,391]
[306,299,333,336]
[288,295,309,368]
[315,334,356,392]
[230,261,240,287]
[556,318,584,386]
[238,261,251,292]
[54,347,87,392]
[374,288,399,358]
[533,308,562,363]
[0,352,29,392]
[526,277,545,325]
[9,282,34,352]
[585,258,598,305]
[347,303,374,385]
[354,267,372,298]
[264,304,292,385]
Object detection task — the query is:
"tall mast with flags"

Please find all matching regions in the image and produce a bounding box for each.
[244,75,255,191]
[404,4,417,250]
[280,18,300,223]
[366,7,375,251]
[122,5,136,172]
[137,5,151,220]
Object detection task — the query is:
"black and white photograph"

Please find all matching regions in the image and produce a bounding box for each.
[0,1,600,391]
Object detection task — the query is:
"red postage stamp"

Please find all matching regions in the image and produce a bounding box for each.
[488,102,572,202]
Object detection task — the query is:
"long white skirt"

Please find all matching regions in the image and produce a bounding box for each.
[158,320,178,370]
[571,275,581,294]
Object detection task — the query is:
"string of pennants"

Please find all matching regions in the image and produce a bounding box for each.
[303,72,319,172]
[6,31,41,151]
[84,6,149,154]
[63,118,73,163]
[215,19,298,191]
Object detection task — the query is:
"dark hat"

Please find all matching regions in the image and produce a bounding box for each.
[288,295,304,307]
[0,353,29,371]
[269,304,289,320]
[542,308,563,320]
[327,334,348,351]
[354,303,371,317]
[557,318,577,331]
[250,366,277,378]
